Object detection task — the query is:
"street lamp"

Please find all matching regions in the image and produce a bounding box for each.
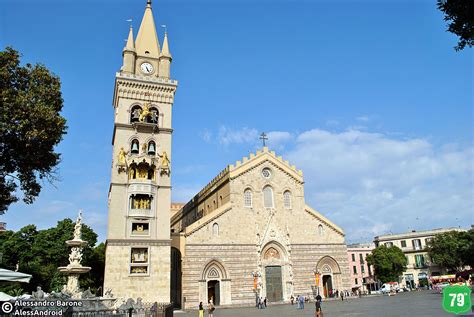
[313,270,321,297]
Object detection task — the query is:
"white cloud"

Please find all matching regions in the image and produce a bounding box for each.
[284,128,473,243]
[218,126,259,146]
[267,131,293,150]
[356,115,370,122]
[200,130,212,143]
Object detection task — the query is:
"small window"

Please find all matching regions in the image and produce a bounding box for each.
[244,189,252,207]
[283,191,291,209]
[355,278,358,285]
[359,253,364,264]
[130,247,149,275]
[263,186,274,208]
[353,266,357,274]
[385,242,393,247]
[412,239,422,250]
[212,223,219,236]
[401,240,407,248]
[351,254,355,262]
[261,168,272,179]
[130,105,142,123]
[361,265,365,273]
[147,141,156,155]
[131,139,139,154]
[130,194,152,209]
[148,108,159,124]
[132,223,149,235]
[318,224,324,236]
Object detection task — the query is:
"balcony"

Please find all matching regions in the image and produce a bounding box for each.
[129,209,153,218]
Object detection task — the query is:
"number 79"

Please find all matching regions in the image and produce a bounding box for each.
[449,294,465,307]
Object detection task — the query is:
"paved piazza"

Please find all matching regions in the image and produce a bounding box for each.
[176,291,474,317]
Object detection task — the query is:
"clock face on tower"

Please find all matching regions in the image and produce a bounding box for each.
[140,62,154,74]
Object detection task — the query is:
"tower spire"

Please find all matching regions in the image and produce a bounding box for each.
[125,25,135,50]
[135,0,160,57]
[161,31,171,58]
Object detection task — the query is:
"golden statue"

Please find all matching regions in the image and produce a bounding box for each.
[161,151,170,169]
[139,102,151,122]
[133,199,139,209]
[118,147,128,165]
[136,224,144,232]
[129,167,136,179]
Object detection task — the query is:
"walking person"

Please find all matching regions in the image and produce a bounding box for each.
[300,294,305,309]
[341,291,344,301]
[198,302,204,317]
[208,300,215,317]
[290,295,294,305]
[264,297,267,308]
[315,294,323,316]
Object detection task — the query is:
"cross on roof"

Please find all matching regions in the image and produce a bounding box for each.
[259,132,268,147]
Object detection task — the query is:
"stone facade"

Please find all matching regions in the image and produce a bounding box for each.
[103,0,176,303]
[171,148,351,309]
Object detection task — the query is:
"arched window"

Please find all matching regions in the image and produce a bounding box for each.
[244,189,252,208]
[130,105,142,123]
[263,186,274,208]
[283,191,292,209]
[131,139,139,154]
[148,107,159,124]
[147,141,156,155]
[318,224,324,236]
[212,223,219,236]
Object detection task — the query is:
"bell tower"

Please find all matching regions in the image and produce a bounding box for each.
[103,0,177,302]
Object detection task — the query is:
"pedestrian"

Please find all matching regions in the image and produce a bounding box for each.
[341,292,344,301]
[296,295,300,309]
[208,300,215,317]
[315,295,323,316]
[264,297,267,308]
[198,302,204,317]
[290,295,294,305]
[300,295,305,309]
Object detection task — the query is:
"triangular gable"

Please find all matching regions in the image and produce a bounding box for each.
[305,205,345,237]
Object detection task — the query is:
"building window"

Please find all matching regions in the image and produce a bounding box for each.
[130,105,142,123]
[131,222,149,235]
[148,107,159,124]
[147,141,156,155]
[130,247,149,275]
[244,189,252,207]
[212,223,219,236]
[262,168,272,179]
[406,256,409,264]
[359,253,365,264]
[318,224,324,236]
[355,278,358,285]
[351,254,355,262]
[131,139,139,154]
[361,265,365,274]
[263,186,274,208]
[353,266,357,274]
[130,194,152,209]
[415,255,426,268]
[412,239,422,250]
[283,190,292,209]
[425,238,432,246]
[385,242,393,247]
[401,240,407,248]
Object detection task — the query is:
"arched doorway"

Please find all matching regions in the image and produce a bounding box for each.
[199,260,231,306]
[170,247,182,308]
[315,256,342,299]
[207,280,220,305]
[260,242,291,302]
[322,274,333,298]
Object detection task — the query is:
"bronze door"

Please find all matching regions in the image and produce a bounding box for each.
[265,266,283,302]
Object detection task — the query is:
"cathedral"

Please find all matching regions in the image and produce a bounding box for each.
[103,0,351,308]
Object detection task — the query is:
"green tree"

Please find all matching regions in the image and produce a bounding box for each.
[427,230,473,272]
[0,219,104,294]
[0,47,67,214]
[366,245,407,283]
[437,0,474,51]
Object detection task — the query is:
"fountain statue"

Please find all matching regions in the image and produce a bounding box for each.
[58,210,91,299]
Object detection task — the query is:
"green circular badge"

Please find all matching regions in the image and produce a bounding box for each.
[442,285,472,315]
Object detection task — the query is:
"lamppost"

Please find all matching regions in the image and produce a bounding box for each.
[313,270,321,297]
[252,271,262,305]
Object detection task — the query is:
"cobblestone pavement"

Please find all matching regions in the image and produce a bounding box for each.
[175,291,474,317]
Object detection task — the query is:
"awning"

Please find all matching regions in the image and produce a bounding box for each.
[0,268,32,283]
[0,292,14,301]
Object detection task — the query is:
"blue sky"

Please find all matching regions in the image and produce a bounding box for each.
[1,0,472,244]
